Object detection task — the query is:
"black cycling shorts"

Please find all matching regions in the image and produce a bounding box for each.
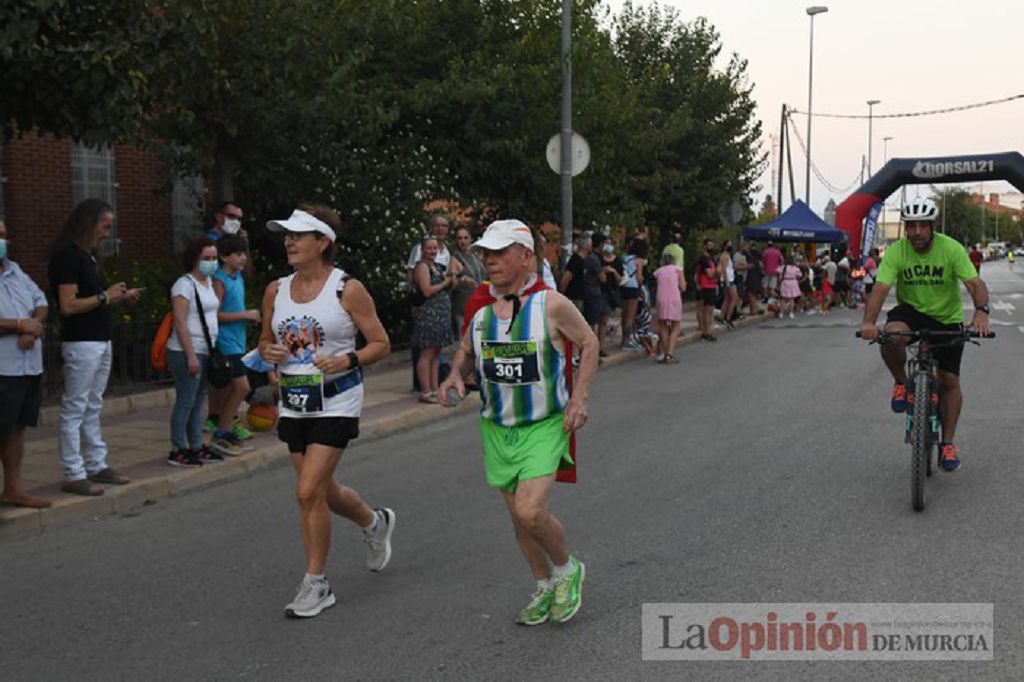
[885,304,965,375]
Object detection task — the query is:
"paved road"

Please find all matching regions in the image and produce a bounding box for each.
[3,262,1024,680]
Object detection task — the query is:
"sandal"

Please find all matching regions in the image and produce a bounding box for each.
[61,479,105,496]
[664,354,679,365]
[418,392,439,404]
[87,468,130,485]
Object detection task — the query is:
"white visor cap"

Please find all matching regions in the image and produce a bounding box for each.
[266,209,336,242]
[472,219,534,252]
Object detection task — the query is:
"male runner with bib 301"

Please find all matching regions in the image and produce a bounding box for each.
[860,196,992,472]
[439,220,599,625]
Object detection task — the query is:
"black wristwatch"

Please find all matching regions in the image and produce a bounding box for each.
[347,351,360,369]
[975,304,990,315]
[97,292,108,305]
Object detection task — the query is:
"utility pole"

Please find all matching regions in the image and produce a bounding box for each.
[559,0,572,267]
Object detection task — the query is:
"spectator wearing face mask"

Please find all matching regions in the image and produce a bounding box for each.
[582,233,617,357]
[166,238,223,467]
[205,201,247,241]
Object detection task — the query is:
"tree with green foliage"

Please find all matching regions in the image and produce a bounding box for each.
[0,0,186,144]
[611,1,766,242]
[3,0,768,341]
[933,188,983,245]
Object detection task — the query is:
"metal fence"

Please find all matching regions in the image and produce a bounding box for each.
[41,317,172,401]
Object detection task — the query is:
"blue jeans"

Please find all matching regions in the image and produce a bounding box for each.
[167,350,208,450]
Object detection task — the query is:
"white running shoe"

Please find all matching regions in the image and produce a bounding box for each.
[364,507,395,572]
[284,575,336,618]
[789,312,795,319]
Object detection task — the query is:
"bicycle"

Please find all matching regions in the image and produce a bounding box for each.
[856,328,992,512]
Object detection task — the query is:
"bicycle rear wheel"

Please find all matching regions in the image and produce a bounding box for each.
[911,371,930,511]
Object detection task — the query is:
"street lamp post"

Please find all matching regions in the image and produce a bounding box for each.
[805,5,828,206]
[866,99,880,176]
[883,136,894,165]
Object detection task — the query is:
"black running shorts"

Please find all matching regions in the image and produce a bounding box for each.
[278,416,360,453]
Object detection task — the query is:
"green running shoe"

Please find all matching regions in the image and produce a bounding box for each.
[515,585,554,626]
[232,417,254,440]
[202,417,216,433]
[549,556,585,623]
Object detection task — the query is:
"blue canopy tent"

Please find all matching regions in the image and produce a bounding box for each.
[742,199,847,243]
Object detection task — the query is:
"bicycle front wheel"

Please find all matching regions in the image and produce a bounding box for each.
[911,371,931,512]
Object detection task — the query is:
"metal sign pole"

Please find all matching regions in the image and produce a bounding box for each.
[560,0,573,268]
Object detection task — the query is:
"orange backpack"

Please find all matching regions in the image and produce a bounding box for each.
[150,312,174,371]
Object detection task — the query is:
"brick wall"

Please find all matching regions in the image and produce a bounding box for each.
[2,134,72,284]
[1,134,181,287]
[114,146,174,262]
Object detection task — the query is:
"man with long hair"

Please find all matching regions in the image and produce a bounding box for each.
[48,199,141,495]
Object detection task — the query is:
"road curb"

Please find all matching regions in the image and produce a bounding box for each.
[1,313,766,542]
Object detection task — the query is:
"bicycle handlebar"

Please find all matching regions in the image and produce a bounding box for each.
[855,329,994,340]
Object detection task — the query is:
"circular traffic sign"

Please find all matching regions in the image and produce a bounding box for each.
[546,132,591,177]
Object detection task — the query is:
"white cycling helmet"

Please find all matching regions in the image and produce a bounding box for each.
[901,196,939,222]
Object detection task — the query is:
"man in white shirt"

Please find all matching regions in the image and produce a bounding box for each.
[406,213,452,284]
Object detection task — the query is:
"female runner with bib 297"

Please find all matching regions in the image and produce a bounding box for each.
[258,203,392,619]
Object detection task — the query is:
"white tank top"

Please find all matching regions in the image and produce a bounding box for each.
[272,268,362,418]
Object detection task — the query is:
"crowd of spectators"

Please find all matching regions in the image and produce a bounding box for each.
[1,199,885,507]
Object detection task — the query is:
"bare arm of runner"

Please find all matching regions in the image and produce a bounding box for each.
[312,279,391,374]
[438,322,476,407]
[547,291,599,433]
[258,280,289,364]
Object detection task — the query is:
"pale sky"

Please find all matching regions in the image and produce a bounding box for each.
[601,0,1024,214]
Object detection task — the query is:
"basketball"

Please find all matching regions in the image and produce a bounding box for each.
[246,404,278,432]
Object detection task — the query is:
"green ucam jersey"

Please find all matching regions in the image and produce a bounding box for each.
[875,233,978,324]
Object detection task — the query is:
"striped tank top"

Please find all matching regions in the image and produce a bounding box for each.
[470,290,570,427]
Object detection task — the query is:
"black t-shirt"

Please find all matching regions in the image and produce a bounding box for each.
[49,243,113,342]
[582,252,604,298]
[564,253,586,300]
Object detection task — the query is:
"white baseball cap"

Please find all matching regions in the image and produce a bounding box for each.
[266,209,337,242]
[472,219,534,252]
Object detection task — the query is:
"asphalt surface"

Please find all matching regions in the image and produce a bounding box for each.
[3,261,1024,680]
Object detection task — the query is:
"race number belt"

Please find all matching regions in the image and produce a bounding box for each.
[481,340,540,386]
[279,369,363,414]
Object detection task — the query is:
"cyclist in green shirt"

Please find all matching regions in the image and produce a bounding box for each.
[860,197,992,472]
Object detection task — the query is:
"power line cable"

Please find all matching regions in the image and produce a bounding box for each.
[789,93,1024,119]
[786,111,862,195]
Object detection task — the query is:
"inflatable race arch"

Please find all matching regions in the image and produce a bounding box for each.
[836,151,1024,258]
